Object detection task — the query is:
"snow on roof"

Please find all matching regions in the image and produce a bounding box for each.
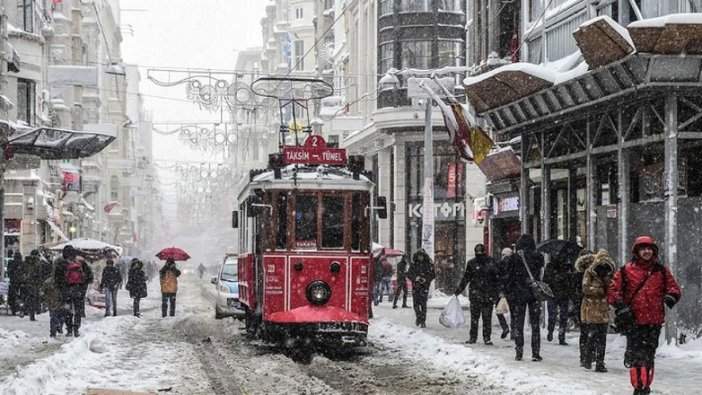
[579,15,634,48]
[463,62,555,87]
[251,164,371,184]
[628,13,702,28]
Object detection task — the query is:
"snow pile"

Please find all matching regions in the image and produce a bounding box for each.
[369,318,595,395]
[628,13,702,28]
[0,328,31,348]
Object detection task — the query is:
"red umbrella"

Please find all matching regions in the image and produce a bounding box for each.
[156,247,191,261]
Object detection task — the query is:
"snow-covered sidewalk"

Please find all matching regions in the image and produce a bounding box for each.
[370,293,702,395]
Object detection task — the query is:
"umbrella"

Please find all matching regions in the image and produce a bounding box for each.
[536,238,582,263]
[156,247,191,261]
[372,242,404,258]
[49,237,122,258]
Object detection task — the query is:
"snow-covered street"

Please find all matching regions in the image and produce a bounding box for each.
[0,274,700,395]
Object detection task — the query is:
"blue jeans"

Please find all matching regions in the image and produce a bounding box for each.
[105,287,118,315]
[375,277,392,303]
[49,308,64,336]
[547,297,570,340]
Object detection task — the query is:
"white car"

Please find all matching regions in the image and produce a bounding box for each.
[213,256,245,319]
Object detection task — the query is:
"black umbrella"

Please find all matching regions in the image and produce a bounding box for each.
[536,238,583,263]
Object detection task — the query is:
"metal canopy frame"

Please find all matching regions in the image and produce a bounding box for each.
[2,122,116,159]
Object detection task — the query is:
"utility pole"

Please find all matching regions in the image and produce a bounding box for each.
[0,0,8,268]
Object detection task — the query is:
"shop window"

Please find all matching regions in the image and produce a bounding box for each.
[17,79,36,126]
[351,193,361,250]
[438,41,464,69]
[322,195,344,248]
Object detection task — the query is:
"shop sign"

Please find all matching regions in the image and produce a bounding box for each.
[495,195,519,215]
[408,201,466,221]
[62,170,80,193]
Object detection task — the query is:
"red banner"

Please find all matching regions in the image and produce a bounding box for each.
[62,171,80,193]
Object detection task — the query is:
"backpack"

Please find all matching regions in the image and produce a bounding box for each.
[65,261,85,285]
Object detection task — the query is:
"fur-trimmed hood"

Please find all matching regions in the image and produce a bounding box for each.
[574,253,595,273]
[585,249,616,275]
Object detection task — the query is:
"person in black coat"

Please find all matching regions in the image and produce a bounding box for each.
[22,250,43,321]
[126,259,147,317]
[407,248,435,328]
[501,234,545,362]
[543,254,574,345]
[7,252,25,316]
[455,243,501,345]
[393,254,410,309]
[100,259,122,317]
[55,245,89,337]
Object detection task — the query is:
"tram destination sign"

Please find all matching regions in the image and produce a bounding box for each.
[282,135,347,165]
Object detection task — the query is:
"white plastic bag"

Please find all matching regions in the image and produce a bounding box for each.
[439,295,466,328]
[495,297,509,315]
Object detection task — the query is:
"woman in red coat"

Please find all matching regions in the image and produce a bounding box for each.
[607,236,681,395]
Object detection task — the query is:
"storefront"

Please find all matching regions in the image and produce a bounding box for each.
[405,140,467,292]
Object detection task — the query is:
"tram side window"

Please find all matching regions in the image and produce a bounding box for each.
[295,195,318,247]
[322,195,345,248]
[351,193,361,250]
[276,192,288,249]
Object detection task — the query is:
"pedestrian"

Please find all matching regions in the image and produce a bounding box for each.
[454,243,501,345]
[76,256,94,318]
[607,236,681,395]
[56,245,87,337]
[502,234,545,361]
[117,259,128,289]
[126,258,147,317]
[392,254,410,309]
[407,248,435,328]
[99,259,122,317]
[496,247,513,339]
[544,253,574,345]
[159,258,181,317]
[39,252,53,313]
[574,249,596,369]
[580,249,615,372]
[375,256,393,304]
[373,255,383,306]
[22,250,43,321]
[198,262,206,279]
[7,252,25,316]
[42,265,64,337]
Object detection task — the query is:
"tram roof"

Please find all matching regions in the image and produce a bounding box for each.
[239,165,374,198]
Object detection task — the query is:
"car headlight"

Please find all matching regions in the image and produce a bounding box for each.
[219,284,230,293]
[305,280,331,305]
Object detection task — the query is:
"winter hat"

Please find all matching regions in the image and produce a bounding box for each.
[501,247,513,258]
[106,259,114,265]
[474,243,486,255]
[62,245,76,260]
[30,249,40,256]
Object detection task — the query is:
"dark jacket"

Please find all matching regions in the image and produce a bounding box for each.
[543,256,574,300]
[7,254,25,284]
[607,236,681,325]
[407,249,435,292]
[23,255,43,293]
[78,260,94,297]
[396,257,408,282]
[456,254,501,304]
[100,265,122,290]
[42,272,62,310]
[501,234,545,303]
[127,261,148,299]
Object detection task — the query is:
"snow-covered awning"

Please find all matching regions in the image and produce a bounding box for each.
[628,13,702,54]
[573,15,635,70]
[1,121,116,160]
[42,219,69,242]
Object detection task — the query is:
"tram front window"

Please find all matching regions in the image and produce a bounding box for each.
[295,195,318,247]
[322,195,344,248]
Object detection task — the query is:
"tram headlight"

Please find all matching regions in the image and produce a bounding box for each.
[330,261,341,273]
[306,281,331,305]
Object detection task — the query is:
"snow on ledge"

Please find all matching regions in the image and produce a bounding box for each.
[579,15,634,48]
[463,62,556,87]
[629,13,702,28]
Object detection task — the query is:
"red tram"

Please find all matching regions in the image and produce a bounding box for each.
[232,78,387,350]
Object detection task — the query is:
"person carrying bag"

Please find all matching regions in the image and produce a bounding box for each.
[518,250,554,302]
